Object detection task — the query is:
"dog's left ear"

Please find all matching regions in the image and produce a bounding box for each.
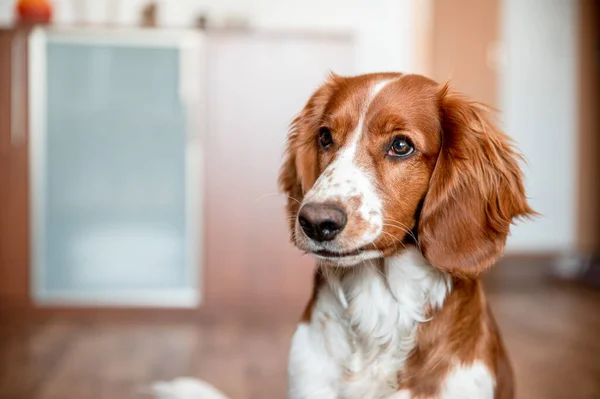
[418,84,537,278]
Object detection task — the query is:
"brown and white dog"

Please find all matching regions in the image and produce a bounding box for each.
[279,72,535,399]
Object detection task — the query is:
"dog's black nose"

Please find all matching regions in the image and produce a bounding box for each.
[298,203,347,242]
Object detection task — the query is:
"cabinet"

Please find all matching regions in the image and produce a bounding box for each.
[0,27,355,310]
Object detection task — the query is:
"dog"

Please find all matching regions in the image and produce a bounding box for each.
[278,72,535,399]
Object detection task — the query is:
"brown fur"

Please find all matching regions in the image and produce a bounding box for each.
[418,84,537,278]
[398,278,514,398]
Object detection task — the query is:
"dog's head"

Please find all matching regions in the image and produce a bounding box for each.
[279,73,535,277]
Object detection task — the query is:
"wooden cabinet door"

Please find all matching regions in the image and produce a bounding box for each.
[203,33,354,309]
[0,28,30,309]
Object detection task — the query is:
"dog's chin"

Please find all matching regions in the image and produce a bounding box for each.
[310,248,384,267]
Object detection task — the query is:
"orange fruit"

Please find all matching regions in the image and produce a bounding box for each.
[16,0,53,23]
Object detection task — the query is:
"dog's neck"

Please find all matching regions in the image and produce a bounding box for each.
[320,247,451,320]
[316,247,452,387]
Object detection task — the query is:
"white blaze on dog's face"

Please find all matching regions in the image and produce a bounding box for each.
[279,73,533,273]
[280,73,442,267]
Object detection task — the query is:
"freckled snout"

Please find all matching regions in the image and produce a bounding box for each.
[298,203,347,242]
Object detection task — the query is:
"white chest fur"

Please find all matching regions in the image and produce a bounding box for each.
[288,248,452,399]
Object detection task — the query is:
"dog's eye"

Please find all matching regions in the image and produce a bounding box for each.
[388,137,414,157]
[319,127,334,149]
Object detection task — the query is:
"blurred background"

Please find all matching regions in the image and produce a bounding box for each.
[0,0,598,398]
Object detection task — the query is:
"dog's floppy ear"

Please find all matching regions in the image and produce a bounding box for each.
[418,84,536,278]
[278,74,340,231]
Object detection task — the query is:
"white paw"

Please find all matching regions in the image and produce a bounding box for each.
[148,377,229,399]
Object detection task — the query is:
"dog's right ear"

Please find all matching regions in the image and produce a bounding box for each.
[278,74,340,231]
[418,84,536,278]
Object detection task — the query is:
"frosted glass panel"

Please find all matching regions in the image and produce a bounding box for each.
[34,35,196,304]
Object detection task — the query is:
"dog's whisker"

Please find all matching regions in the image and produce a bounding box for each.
[381,224,412,240]
[380,231,399,251]
[380,230,406,254]
[383,222,418,245]
[254,192,302,205]
[364,257,386,279]
[381,219,421,250]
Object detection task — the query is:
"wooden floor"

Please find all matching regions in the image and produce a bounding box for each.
[1,264,599,399]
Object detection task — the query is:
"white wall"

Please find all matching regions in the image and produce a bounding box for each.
[0,0,422,74]
[500,0,578,253]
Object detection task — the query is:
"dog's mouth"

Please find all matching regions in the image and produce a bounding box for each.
[308,246,384,267]
[312,247,366,258]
